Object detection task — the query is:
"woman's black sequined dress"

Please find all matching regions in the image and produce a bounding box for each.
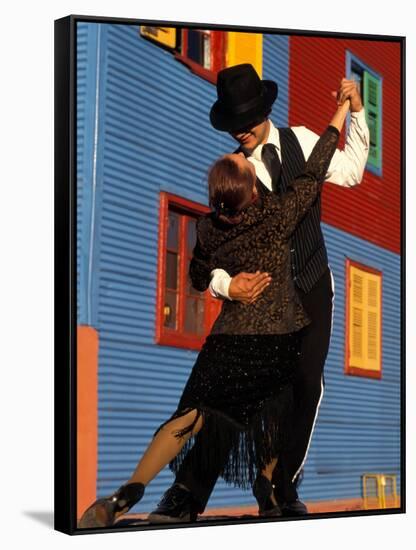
[153,126,340,489]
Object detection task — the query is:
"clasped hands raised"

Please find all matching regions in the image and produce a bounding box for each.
[228,78,362,304]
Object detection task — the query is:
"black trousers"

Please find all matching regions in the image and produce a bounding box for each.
[174,267,334,512]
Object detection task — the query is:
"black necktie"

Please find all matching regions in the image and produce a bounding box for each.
[261,143,282,194]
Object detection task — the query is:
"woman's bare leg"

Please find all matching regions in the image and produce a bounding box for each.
[125,409,204,487]
[78,409,204,528]
[260,458,279,506]
[261,458,278,481]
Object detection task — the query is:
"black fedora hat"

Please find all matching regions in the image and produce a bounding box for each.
[210,63,278,132]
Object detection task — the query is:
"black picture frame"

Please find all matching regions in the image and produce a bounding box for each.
[54,14,406,536]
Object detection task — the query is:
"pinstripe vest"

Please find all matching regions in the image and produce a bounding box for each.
[251,127,329,293]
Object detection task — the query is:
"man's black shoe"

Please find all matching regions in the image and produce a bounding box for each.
[147,483,199,523]
[252,475,282,517]
[280,499,308,517]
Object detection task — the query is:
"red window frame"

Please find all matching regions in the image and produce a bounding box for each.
[174,29,226,84]
[155,191,222,350]
[344,259,383,380]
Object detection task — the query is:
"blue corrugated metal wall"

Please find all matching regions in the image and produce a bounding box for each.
[76,22,400,513]
[299,223,401,502]
[77,23,95,324]
[77,23,105,327]
[76,22,291,513]
[263,34,289,127]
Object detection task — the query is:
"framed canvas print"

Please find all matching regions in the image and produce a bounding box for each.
[54,14,405,535]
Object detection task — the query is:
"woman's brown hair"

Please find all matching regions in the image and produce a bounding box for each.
[208,156,255,225]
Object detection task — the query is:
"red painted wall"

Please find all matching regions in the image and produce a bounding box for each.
[289,37,401,254]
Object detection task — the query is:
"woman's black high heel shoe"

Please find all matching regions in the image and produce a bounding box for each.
[252,475,282,517]
[78,482,145,528]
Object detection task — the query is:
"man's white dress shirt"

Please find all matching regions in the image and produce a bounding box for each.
[208,109,370,300]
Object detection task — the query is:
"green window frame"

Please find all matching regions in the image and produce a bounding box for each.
[364,71,382,171]
[347,52,383,175]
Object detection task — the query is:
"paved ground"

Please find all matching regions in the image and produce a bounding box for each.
[109,496,401,529]
[115,512,261,528]
[76,497,401,530]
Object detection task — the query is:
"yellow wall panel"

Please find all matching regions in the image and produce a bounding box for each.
[140,26,177,49]
[348,264,382,375]
[226,33,263,78]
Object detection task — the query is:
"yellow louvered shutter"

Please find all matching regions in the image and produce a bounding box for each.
[350,267,365,369]
[347,262,382,377]
[366,273,381,371]
[226,33,263,78]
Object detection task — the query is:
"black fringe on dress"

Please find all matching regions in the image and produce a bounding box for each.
[153,387,293,489]
[152,332,300,490]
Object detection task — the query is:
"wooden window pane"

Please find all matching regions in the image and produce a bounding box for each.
[164,290,178,329]
[203,32,211,69]
[184,297,205,335]
[186,218,200,296]
[166,251,178,290]
[167,211,179,250]
[186,257,201,296]
[157,193,217,349]
[187,30,202,63]
[187,217,197,252]
[187,30,211,69]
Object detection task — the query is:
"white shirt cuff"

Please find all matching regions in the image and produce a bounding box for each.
[209,269,233,300]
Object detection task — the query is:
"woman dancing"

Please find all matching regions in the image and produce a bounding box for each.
[78,99,350,529]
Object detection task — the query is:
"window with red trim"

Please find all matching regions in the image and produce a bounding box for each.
[155,192,222,350]
[175,29,226,84]
[345,259,382,379]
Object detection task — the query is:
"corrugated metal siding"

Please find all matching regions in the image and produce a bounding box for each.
[263,34,289,127]
[95,23,240,511]
[298,223,401,501]
[289,37,401,254]
[76,23,88,323]
[76,24,292,512]
[76,22,100,325]
[77,23,400,512]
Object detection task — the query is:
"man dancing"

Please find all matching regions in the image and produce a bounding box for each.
[148,64,369,522]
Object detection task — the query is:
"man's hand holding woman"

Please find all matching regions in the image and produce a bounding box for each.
[228,271,272,304]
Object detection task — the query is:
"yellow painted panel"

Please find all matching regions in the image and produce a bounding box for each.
[348,265,382,373]
[349,267,365,369]
[226,33,263,78]
[140,26,177,49]
[365,273,382,372]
